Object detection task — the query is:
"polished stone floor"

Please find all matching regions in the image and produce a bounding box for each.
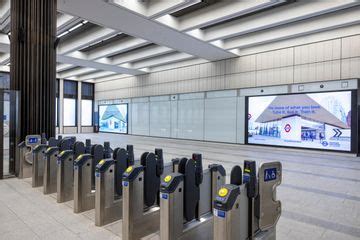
[1,133,359,240]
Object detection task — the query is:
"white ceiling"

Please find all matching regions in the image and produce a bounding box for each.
[0,0,359,82]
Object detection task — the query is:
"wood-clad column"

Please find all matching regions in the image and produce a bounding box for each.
[10,0,57,140]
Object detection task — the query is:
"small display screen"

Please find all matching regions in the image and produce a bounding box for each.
[247,91,352,151]
[98,104,128,134]
[28,137,38,144]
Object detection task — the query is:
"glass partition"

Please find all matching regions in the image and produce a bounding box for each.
[0,90,20,178]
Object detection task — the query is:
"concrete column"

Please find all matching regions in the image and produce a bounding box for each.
[10,0,57,140]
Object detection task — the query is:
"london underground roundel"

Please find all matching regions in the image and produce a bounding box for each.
[284,124,291,133]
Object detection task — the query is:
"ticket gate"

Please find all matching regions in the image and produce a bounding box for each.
[213,161,282,240]
[32,136,62,187]
[17,134,44,178]
[43,137,76,194]
[159,154,226,240]
[122,149,180,240]
[73,142,112,213]
[56,140,91,203]
[94,145,134,226]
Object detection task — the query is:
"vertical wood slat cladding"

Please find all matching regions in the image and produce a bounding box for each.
[10,0,57,141]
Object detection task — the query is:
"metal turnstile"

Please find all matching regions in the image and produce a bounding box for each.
[18,135,42,178]
[56,140,88,203]
[32,137,60,187]
[43,137,75,194]
[213,161,282,240]
[95,145,134,226]
[159,154,226,240]
[122,149,179,240]
[73,142,111,213]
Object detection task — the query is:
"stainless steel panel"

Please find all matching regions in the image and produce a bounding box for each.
[32,150,45,187]
[73,157,94,213]
[95,164,122,226]
[258,162,282,231]
[160,181,184,240]
[56,154,74,203]
[43,152,58,194]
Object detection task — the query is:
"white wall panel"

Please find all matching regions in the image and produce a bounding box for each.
[294,60,341,83]
[225,55,256,74]
[256,48,293,70]
[179,92,204,100]
[342,35,360,58]
[81,126,94,133]
[206,90,237,98]
[150,101,171,137]
[341,57,360,79]
[294,39,341,65]
[225,72,256,89]
[177,99,204,140]
[63,127,77,134]
[199,61,225,78]
[240,85,289,96]
[131,102,150,136]
[204,97,237,143]
[177,64,200,80]
[291,79,357,93]
[199,75,225,92]
[256,66,294,86]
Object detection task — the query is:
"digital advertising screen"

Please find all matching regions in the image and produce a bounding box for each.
[247,91,352,151]
[98,104,128,134]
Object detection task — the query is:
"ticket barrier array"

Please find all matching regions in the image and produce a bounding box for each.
[94,145,135,226]
[43,137,76,194]
[56,140,92,203]
[122,149,181,240]
[159,154,226,240]
[32,136,62,187]
[18,134,282,240]
[213,161,282,240]
[17,134,46,178]
[73,142,112,213]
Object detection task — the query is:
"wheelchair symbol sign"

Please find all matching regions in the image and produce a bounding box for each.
[264,168,277,182]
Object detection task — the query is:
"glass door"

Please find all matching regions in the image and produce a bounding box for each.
[0,90,20,179]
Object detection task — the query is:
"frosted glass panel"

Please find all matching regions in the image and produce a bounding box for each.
[131,102,149,135]
[56,97,58,126]
[64,98,76,126]
[204,97,237,143]
[81,99,93,126]
[237,97,246,144]
[170,101,178,138]
[177,99,204,140]
[150,101,171,137]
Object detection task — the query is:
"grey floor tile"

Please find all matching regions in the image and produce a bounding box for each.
[321,229,360,240]
[1,227,40,240]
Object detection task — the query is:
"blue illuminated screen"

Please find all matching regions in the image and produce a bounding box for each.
[99,104,128,134]
[247,91,352,151]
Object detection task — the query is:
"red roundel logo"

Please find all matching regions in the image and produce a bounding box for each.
[284,124,291,133]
